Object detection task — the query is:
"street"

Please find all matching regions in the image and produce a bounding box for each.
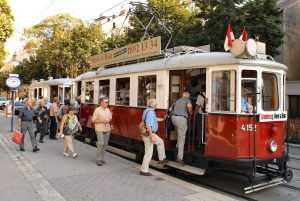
[0,111,239,201]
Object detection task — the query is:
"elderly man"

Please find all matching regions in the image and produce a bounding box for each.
[92,97,112,166]
[171,92,193,166]
[35,100,48,143]
[18,98,40,152]
[140,99,168,176]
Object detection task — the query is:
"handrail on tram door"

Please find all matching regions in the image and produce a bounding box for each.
[201,113,207,145]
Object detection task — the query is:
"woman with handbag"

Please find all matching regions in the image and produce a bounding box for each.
[58,106,82,158]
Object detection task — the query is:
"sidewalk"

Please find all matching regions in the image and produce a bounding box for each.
[0,112,240,201]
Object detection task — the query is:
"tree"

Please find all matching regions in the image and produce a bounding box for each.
[176,0,283,56]
[0,0,14,63]
[125,0,195,49]
[22,14,106,78]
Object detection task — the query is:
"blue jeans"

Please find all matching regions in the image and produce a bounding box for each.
[50,116,57,139]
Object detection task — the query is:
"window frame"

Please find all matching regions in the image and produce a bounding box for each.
[99,79,110,104]
[261,72,279,112]
[115,77,130,106]
[210,69,237,113]
[137,75,157,107]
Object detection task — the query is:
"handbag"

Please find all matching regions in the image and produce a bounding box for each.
[165,115,175,131]
[166,104,175,131]
[139,110,151,135]
[12,131,23,145]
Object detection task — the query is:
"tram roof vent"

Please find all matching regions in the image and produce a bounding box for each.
[39,79,44,82]
[48,77,53,80]
[31,80,38,83]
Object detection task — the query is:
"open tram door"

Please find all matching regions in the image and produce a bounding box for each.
[168,69,207,166]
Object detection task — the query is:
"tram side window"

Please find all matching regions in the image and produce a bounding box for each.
[116,78,130,106]
[262,73,279,111]
[58,87,63,104]
[34,89,38,100]
[85,81,94,103]
[211,70,236,112]
[138,75,156,107]
[64,87,71,100]
[99,80,110,103]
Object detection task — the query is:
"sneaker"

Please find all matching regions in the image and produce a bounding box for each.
[97,161,103,166]
[20,148,25,152]
[176,159,185,166]
[139,171,153,176]
[63,152,69,157]
[33,147,40,152]
[72,153,78,159]
[158,159,169,165]
[39,140,44,143]
[101,160,106,164]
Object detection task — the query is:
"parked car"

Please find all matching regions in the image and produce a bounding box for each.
[14,101,25,115]
[0,97,7,110]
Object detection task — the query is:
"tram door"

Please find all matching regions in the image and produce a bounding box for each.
[169,69,206,154]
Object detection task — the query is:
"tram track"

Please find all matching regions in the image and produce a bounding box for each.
[164,170,259,201]
[280,184,300,192]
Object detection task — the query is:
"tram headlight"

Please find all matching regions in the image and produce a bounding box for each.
[269,140,278,153]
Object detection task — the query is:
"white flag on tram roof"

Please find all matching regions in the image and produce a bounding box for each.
[239,27,249,41]
[224,24,235,51]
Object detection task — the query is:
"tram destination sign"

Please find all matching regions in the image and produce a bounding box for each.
[259,111,287,122]
[91,36,161,68]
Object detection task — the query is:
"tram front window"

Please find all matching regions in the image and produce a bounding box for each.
[211,70,236,112]
[241,80,256,113]
[262,73,279,111]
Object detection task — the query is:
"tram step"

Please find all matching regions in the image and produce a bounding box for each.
[165,161,205,175]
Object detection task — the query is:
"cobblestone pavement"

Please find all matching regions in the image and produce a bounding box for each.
[0,112,239,201]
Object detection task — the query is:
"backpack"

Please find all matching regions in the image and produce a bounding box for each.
[139,109,151,135]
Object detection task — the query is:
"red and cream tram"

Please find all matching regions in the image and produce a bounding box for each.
[74,38,292,192]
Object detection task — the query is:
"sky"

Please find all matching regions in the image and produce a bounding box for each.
[5,0,139,62]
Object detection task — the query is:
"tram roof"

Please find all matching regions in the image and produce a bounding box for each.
[75,52,287,81]
[29,78,73,88]
[73,71,97,82]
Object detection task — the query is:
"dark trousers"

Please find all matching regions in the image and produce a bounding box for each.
[35,120,47,141]
[50,116,57,139]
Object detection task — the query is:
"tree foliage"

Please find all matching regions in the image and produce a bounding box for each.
[125,0,195,49]
[176,0,282,56]
[22,13,106,78]
[0,0,14,63]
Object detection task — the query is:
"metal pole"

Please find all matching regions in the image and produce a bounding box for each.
[10,90,15,132]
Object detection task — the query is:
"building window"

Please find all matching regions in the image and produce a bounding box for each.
[85,81,94,103]
[116,78,130,106]
[262,73,279,111]
[99,79,110,103]
[112,22,116,29]
[138,75,156,107]
[211,70,236,112]
[38,88,42,98]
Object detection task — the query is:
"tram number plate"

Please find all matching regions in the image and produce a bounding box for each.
[241,124,257,132]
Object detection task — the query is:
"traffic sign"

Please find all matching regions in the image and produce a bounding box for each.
[6,75,21,89]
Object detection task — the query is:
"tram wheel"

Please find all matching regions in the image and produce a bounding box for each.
[284,169,293,183]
